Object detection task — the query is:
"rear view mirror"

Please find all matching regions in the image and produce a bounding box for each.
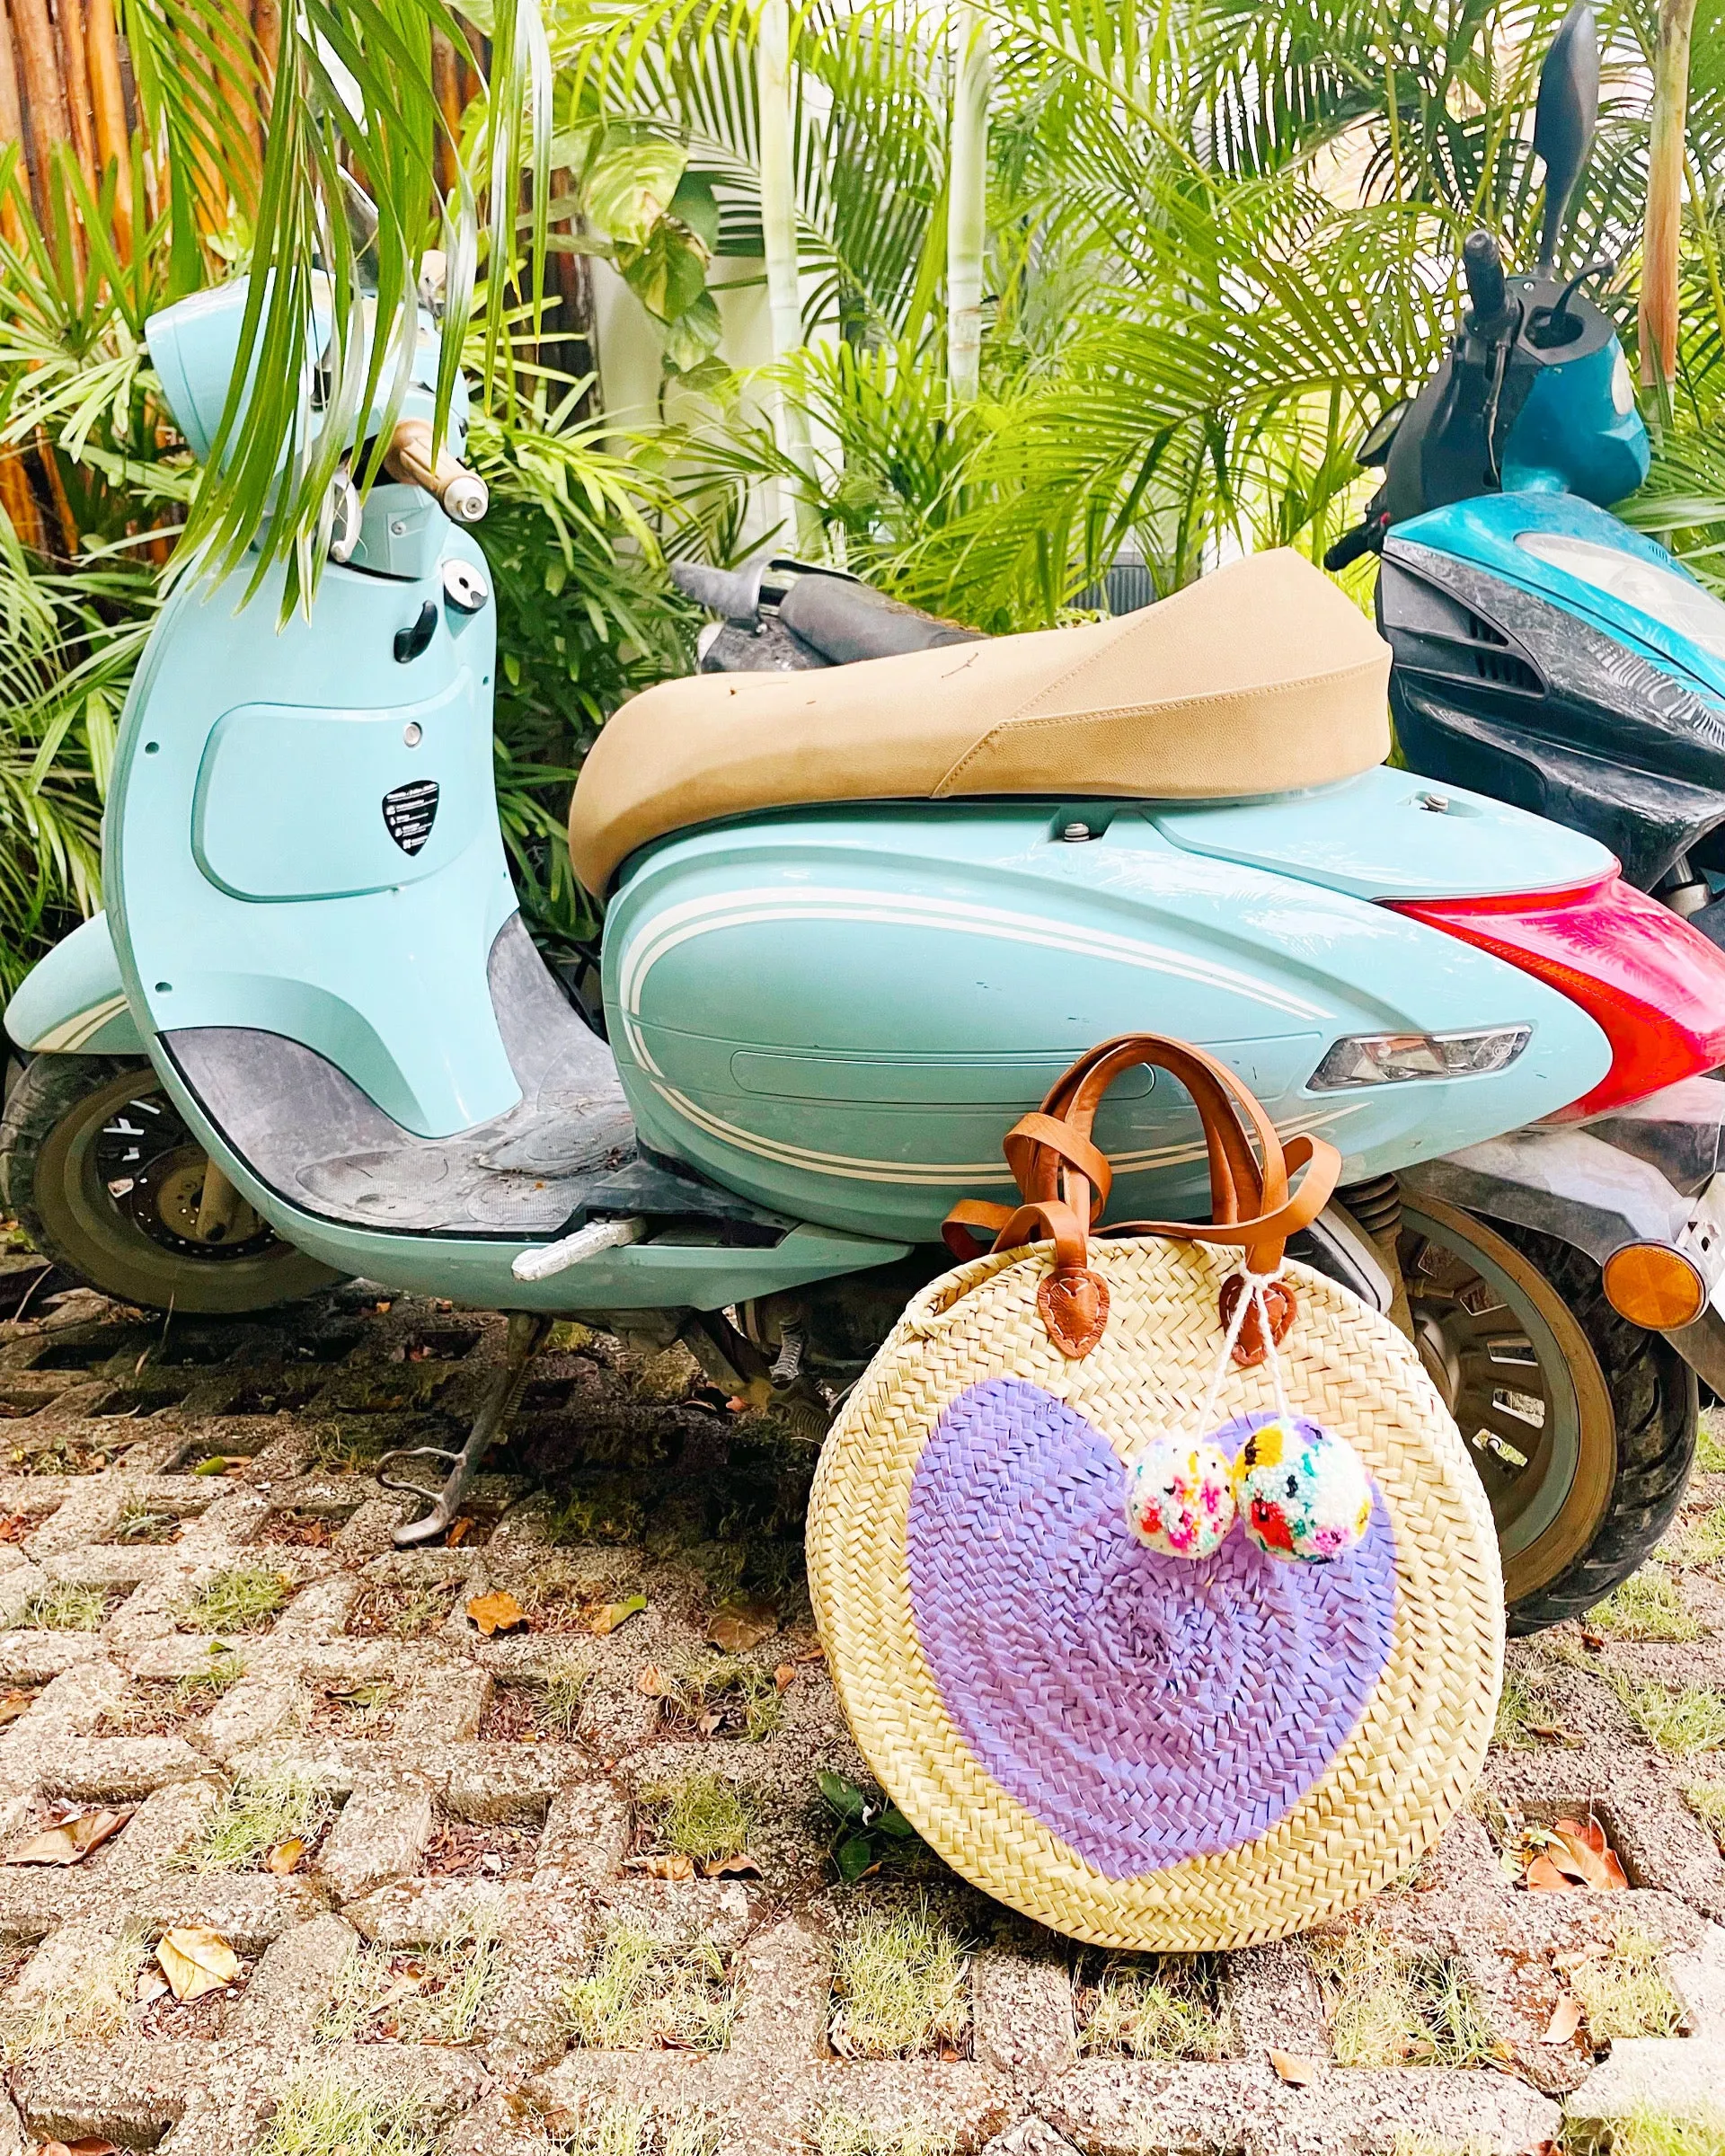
[1534,2,1599,266]
[1355,400,1410,468]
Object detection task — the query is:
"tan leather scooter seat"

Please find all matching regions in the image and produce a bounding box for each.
[569,547,1391,892]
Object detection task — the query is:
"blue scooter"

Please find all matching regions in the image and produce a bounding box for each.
[4,208,1724,1633]
[1331,4,1725,930]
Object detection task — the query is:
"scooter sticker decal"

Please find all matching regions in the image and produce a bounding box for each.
[382,778,440,855]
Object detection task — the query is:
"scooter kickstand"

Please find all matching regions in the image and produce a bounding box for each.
[378,1311,551,1548]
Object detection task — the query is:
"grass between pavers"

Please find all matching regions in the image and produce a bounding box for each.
[1568,1925,1686,2042]
[551,2105,723,2156]
[318,1909,507,2046]
[809,2111,959,2156]
[255,2073,435,2156]
[562,1925,738,2051]
[641,1772,754,1865]
[1311,1924,1504,2069]
[1695,1413,1725,1472]
[112,1498,181,1543]
[540,1656,592,1737]
[1587,1565,1703,1642]
[1572,2116,1725,2156]
[1602,1667,1725,1754]
[18,1580,113,1630]
[179,1563,294,1632]
[1493,1656,1571,1749]
[830,1904,969,2060]
[1684,1776,1725,1849]
[179,1771,331,1872]
[1073,1951,1228,2060]
[651,1652,783,1742]
[1666,1503,1725,1569]
[0,1928,146,2060]
[173,1643,245,1701]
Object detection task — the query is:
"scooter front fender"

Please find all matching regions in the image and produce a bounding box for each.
[3,913,144,1057]
[1400,1079,1725,1385]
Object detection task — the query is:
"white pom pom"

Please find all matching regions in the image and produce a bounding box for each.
[1231,1415,1374,1562]
[1125,1436,1236,1559]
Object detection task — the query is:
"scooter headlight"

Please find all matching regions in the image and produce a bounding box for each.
[1517,531,1725,665]
[1309,1026,1532,1091]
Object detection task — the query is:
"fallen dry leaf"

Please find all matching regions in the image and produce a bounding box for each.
[155,1923,241,2002]
[636,1664,669,1696]
[42,2140,121,2156]
[1269,2048,1322,2087]
[624,1851,695,1879]
[135,1966,170,2004]
[266,1837,306,1876]
[0,1515,33,1543]
[1542,1992,1583,2045]
[1523,1851,1578,1893]
[706,1598,778,1653]
[446,1516,473,1547]
[0,1687,36,1727]
[774,1663,796,1692]
[1551,1817,1628,1891]
[466,1589,527,1637]
[702,1852,763,1878]
[589,1593,647,1637]
[7,1805,130,1866]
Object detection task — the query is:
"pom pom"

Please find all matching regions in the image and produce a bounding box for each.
[1230,1415,1373,1562]
[1126,1436,1237,1558]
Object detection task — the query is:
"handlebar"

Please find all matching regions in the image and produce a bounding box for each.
[1462,230,1508,330]
[382,419,488,525]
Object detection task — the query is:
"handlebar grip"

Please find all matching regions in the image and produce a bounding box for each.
[1462,230,1508,326]
[383,419,489,524]
[1323,518,1380,573]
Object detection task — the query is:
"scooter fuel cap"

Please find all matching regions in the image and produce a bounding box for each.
[442,559,489,614]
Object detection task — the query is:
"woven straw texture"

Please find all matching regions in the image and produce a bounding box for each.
[807,1236,1504,1949]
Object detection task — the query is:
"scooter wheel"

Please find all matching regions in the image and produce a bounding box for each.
[1399,1196,1696,1637]
[0,1056,343,1315]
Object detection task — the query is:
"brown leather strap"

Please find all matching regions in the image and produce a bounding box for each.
[942,1033,1342,1356]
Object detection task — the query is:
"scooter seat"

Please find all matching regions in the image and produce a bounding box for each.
[570,548,1391,891]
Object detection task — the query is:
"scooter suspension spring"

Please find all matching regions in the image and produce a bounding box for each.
[1338,1172,1402,1244]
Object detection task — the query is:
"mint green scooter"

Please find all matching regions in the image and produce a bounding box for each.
[7,258,1725,1633]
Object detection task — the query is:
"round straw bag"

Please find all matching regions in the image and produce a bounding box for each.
[807,1035,1503,1949]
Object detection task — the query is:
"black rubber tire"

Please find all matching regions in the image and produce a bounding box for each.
[0,1054,341,1314]
[1492,1221,1697,1637]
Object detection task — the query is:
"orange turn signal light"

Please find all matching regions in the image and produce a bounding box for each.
[1602,1242,1708,1330]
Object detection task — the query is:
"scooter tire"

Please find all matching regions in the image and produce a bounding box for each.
[0,1054,343,1315]
[1400,1199,1696,1638]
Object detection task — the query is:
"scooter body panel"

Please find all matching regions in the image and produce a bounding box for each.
[1382,495,1725,886]
[604,780,1613,1243]
[105,543,519,1140]
[4,913,143,1056]
[1498,335,1649,507]
[1397,490,1725,705]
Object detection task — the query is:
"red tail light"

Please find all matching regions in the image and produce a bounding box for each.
[1386,871,1725,1119]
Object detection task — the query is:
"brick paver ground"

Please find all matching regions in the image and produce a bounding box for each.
[0,1261,1721,2154]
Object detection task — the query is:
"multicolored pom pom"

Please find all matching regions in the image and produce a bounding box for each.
[1229,1414,1373,1563]
[1126,1436,1237,1558]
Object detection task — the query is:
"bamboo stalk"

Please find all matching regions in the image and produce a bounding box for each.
[1640,0,1699,400]
[9,0,67,231]
[756,0,818,547]
[0,447,46,552]
[212,0,261,184]
[0,0,30,248]
[36,425,78,555]
[431,26,461,197]
[946,2,991,405]
[55,0,100,194]
[84,0,131,257]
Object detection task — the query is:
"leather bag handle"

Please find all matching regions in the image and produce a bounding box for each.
[943,1033,1341,1358]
